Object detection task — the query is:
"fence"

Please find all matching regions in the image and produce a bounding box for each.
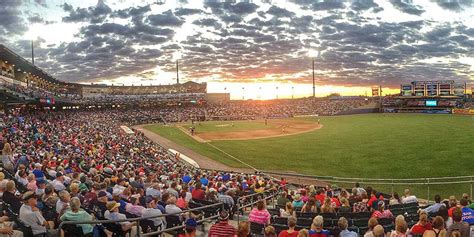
[59,202,225,237]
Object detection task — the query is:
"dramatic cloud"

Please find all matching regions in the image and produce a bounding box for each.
[1,0,473,90]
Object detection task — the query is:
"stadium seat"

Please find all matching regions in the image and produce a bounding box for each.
[353,212,371,219]
[250,222,265,236]
[272,216,288,225]
[297,218,313,228]
[378,217,394,226]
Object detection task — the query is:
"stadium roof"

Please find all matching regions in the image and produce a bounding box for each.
[0,44,69,86]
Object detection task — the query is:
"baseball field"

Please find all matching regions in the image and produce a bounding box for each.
[144,114,474,198]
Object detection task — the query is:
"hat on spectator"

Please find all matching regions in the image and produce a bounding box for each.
[218,210,230,221]
[185,218,197,230]
[22,191,37,201]
[106,201,121,211]
[98,191,107,198]
[37,179,46,185]
[56,172,63,178]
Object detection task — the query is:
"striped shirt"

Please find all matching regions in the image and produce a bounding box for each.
[249,208,271,225]
[208,221,237,237]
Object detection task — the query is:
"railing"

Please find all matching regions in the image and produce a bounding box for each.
[263,171,474,202]
[59,202,225,237]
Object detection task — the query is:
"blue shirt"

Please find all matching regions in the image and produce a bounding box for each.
[33,169,45,179]
[461,207,474,224]
[424,203,444,214]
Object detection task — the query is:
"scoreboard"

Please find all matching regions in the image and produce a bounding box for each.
[400,80,466,97]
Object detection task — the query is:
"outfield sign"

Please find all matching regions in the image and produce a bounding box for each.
[452,109,474,115]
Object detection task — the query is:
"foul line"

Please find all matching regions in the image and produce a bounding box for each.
[205,142,261,173]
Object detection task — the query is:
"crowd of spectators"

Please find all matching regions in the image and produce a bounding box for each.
[0,109,280,236]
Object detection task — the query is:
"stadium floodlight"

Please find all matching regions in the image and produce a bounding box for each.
[308,50,319,98]
[173,52,182,84]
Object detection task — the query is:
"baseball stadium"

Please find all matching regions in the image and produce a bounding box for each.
[1,1,474,237]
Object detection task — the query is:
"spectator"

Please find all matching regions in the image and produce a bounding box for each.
[56,190,71,216]
[448,196,459,217]
[371,201,394,219]
[141,197,165,230]
[423,216,446,237]
[425,195,445,214]
[292,194,304,209]
[353,192,369,213]
[165,196,183,215]
[338,198,351,213]
[402,189,418,204]
[437,206,453,228]
[459,198,474,224]
[298,229,310,237]
[373,225,385,237]
[309,216,329,237]
[208,211,237,237]
[52,172,66,192]
[390,216,408,237]
[302,197,319,213]
[104,201,138,237]
[2,181,22,214]
[320,197,335,214]
[364,217,379,237]
[176,190,189,209]
[19,191,51,236]
[265,226,277,237]
[191,182,205,200]
[179,218,197,237]
[411,211,433,235]
[280,202,296,218]
[277,192,290,207]
[390,193,401,206]
[59,197,94,236]
[249,200,271,225]
[236,221,250,237]
[338,217,358,237]
[446,208,470,237]
[278,216,298,237]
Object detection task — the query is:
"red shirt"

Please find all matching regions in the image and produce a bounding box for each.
[191,189,205,200]
[208,221,236,237]
[279,230,298,237]
[410,223,432,235]
[315,194,326,204]
[367,195,378,208]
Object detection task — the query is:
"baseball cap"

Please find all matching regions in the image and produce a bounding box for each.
[22,191,37,201]
[218,210,230,221]
[98,191,107,198]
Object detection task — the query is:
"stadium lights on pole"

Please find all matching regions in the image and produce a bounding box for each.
[173,52,182,84]
[308,50,319,98]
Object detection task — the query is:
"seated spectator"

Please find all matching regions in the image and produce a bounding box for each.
[191,182,205,200]
[165,196,183,215]
[141,197,165,230]
[364,217,379,237]
[218,188,235,210]
[236,221,250,237]
[422,216,446,237]
[298,229,310,237]
[401,189,417,204]
[437,206,452,228]
[353,192,369,213]
[52,172,66,192]
[371,201,393,219]
[265,226,277,237]
[410,211,432,235]
[338,198,351,213]
[292,194,304,208]
[278,216,298,237]
[179,218,197,237]
[446,208,470,237]
[459,198,474,224]
[104,201,138,236]
[447,196,459,217]
[277,191,290,207]
[349,188,362,203]
[26,174,37,192]
[302,197,318,213]
[320,197,335,214]
[177,190,189,209]
[19,191,52,236]
[56,190,71,216]
[59,197,94,236]
[208,210,236,237]
[249,200,271,225]
[126,196,145,217]
[424,195,445,214]
[2,181,22,214]
[373,225,385,237]
[390,216,408,237]
[338,217,358,237]
[389,192,401,206]
[309,216,329,237]
[280,202,296,218]
[94,191,108,219]
[0,215,23,237]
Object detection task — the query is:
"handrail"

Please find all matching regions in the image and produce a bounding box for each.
[58,202,224,229]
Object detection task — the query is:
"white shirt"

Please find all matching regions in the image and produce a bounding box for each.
[19,204,47,235]
[52,179,66,192]
[142,208,165,227]
[401,195,418,204]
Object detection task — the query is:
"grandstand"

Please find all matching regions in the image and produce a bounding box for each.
[0,46,473,237]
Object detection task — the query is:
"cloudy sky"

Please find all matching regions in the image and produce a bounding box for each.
[1,0,473,98]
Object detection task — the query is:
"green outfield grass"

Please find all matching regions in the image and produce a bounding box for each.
[180,120,274,133]
[145,114,474,198]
